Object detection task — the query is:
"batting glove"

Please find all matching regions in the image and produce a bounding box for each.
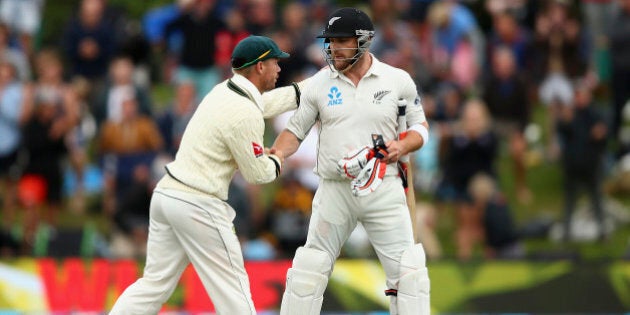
[351,148,388,196]
[336,146,375,179]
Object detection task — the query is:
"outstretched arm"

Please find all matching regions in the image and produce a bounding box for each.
[272,129,301,161]
[262,79,311,118]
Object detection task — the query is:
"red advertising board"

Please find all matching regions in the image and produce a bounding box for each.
[37,258,292,312]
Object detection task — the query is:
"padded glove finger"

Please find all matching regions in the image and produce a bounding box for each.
[336,146,374,179]
[351,157,387,196]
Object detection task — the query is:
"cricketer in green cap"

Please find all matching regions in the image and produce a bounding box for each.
[231,35,290,70]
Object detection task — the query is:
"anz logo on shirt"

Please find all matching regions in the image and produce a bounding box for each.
[327,86,343,106]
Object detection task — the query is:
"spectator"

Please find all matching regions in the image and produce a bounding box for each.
[268,30,310,87]
[98,91,163,216]
[412,201,443,260]
[556,79,608,242]
[21,97,67,233]
[483,46,532,203]
[0,0,44,59]
[450,33,480,91]
[157,80,197,157]
[538,71,574,160]
[244,0,276,35]
[33,50,86,213]
[21,49,79,229]
[142,0,195,83]
[426,0,485,88]
[228,174,254,241]
[0,60,31,229]
[468,172,525,259]
[486,10,531,72]
[111,162,153,259]
[0,23,31,82]
[609,0,630,154]
[529,0,589,83]
[93,55,153,127]
[271,2,315,86]
[214,9,250,79]
[280,2,314,53]
[65,77,97,213]
[117,20,152,89]
[371,17,433,90]
[581,0,617,79]
[165,0,226,98]
[433,81,463,124]
[437,99,498,260]
[413,94,441,193]
[61,0,118,82]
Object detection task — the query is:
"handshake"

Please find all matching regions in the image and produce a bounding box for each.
[336,137,389,196]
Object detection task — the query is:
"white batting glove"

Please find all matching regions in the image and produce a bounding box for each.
[351,149,388,196]
[336,146,374,179]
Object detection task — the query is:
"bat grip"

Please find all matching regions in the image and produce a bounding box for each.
[398,131,410,163]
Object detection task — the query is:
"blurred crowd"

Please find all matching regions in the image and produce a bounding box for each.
[0,0,630,261]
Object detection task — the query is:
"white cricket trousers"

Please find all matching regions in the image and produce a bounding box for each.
[306,177,414,289]
[109,188,256,315]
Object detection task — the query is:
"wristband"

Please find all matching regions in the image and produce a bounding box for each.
[408,124,429,146]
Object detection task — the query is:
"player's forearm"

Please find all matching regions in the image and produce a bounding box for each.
[403,121,429,154]
[272,129,301,159]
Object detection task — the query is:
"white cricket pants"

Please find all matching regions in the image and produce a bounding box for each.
[109,188,256,315]
[304,176,414,290]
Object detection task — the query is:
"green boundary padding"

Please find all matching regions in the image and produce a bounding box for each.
[441,261,573,313]
[609,261,630,308]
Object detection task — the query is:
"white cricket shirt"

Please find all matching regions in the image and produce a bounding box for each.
[158,74,304,200]
[286,55,426,179]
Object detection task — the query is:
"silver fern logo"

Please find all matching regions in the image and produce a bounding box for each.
[328,17,341,26]
[373,90,391,104]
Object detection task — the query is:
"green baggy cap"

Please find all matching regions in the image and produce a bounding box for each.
[231,35,290,70]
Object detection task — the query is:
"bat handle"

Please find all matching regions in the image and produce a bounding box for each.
[397,98,408,112]
[398,131,410,163]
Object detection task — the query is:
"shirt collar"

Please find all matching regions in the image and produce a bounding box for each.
[230,73,264,111]
[328,53,384,79]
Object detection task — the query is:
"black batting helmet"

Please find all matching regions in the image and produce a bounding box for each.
[318,8,375,72]
[317,7,374,39]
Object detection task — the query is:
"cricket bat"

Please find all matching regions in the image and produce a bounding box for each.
[397,99,418,243]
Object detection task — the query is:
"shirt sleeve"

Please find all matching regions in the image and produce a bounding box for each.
[261,78,312,119]
[285,80,319,141]
[400,73,426,127]
[225,113,280,184]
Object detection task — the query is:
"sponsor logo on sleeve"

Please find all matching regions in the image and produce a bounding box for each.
[252,142,264,157]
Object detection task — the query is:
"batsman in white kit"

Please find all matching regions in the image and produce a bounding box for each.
[273,7,431,315]
[109,35,307,314]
